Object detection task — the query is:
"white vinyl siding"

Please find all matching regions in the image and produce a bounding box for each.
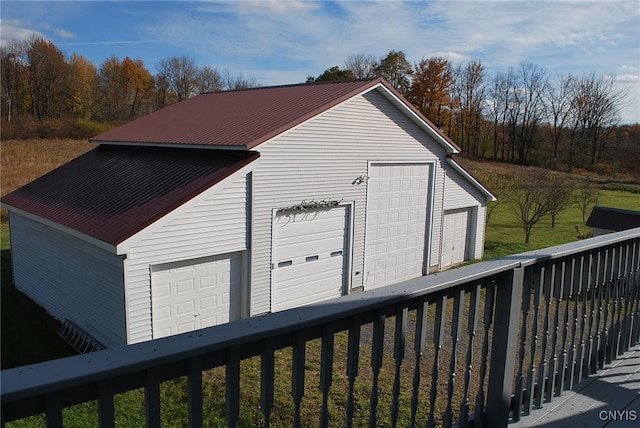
[8,213,125,347]
[250,89,447,316]
[124,175,248,344]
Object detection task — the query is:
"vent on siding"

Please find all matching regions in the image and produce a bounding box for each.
[58,320,105,354]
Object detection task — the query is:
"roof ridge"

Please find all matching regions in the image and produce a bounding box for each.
[200,77,381,95]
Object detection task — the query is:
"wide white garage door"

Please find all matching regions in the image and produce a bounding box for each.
[365,163,431,289]
[442,209,470,267]
[151,252,241,339]
[271,206,349,312]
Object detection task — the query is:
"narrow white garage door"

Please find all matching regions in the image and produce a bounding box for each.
[151,252,241,339]
[365,163,431,289]
[271,206,349,312]
[442,209,470,267]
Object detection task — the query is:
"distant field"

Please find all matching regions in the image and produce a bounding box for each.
[1,139,94,222]
[457,156,640,259]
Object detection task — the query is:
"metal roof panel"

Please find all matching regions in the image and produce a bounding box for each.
[2,146,259,246]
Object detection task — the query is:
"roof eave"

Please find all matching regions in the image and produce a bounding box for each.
[372,80,461,155]
[2,204,118,254]
[446,158,497,202]
[89,140,251,151]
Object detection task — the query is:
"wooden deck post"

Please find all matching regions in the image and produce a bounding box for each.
[485,266,524,427]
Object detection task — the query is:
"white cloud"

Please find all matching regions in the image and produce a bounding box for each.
[55,29,76,39]
[0,19,45,46]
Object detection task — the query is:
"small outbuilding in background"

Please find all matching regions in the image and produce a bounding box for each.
[586,206,640,237]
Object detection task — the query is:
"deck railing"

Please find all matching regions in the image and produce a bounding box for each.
[2,228,639,428]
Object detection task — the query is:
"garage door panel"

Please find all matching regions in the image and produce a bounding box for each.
[271,206,349,312]
[176,279,195,294]
[442,209,470,267]
[151,252,241,339]
[366,163,431,289]
[272,273,344,308]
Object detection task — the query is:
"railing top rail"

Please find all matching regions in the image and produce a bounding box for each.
[2,227,639,405]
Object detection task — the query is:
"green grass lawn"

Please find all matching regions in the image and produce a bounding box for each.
[483,189,640,259]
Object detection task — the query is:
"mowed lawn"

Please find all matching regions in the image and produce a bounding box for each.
[1,139,639,426]
[483,188,640,259]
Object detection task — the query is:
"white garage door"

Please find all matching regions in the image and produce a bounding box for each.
[365,163,431,289]
[271,206,349,312]
[442,209,470,267]
[151,252,241,339]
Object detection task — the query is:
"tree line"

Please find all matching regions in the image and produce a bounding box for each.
[2,37,638,176]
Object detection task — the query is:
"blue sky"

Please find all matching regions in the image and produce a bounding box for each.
[2,0,639,123]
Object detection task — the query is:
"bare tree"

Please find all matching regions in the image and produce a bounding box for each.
[547,172,574,228]
[157,55,198,101]
[1,39,29,122]
[344,53,377,79]
[222,69,260,90]
[575,179,600,224]
[514,62,547,165]
[486,71,512,161]
[196,65,224,93]
[509,168,555,244]
[569,73,627,168]
[454,60,486,156]
[543,74,576,170]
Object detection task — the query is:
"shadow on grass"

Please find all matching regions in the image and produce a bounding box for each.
[1,248,76,370]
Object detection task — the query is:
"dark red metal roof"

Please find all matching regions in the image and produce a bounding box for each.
[2,146,259,246]
[90,78,459,151]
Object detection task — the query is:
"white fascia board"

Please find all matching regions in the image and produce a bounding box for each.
[115,158,259,255]
[446,158,497,202]
[371,83,460,155]
[3,205,117,253]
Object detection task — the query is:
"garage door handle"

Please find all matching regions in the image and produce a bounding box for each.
[194,314,199,317]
